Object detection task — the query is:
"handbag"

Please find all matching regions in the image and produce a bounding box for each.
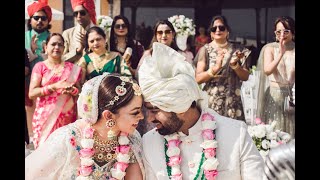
[283,85,295,113]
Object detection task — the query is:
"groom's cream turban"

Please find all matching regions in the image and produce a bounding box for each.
[138,42,208,113]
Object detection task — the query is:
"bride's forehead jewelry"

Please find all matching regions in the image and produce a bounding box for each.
[105,76,142,107]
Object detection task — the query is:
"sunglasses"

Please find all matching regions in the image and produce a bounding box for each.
[275,29,291,36]
[114,24,127,29]
[156,30,172,35]
[210,25,226,32]
[32,16,48,21]
[73,10,87,17]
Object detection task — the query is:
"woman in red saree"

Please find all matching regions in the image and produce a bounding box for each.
[29,33,82,149]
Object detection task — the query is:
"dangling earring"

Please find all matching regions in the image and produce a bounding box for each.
[106,119,116,139]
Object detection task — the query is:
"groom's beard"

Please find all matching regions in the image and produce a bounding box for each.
[157,113,184,135]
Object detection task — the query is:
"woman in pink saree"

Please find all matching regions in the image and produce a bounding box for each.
[29,33,82,149]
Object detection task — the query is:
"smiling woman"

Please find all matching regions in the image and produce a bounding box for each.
[26,73,145,180]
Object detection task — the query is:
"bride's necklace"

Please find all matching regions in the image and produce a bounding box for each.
[164,112,219,180]
[93,132,118,166]
[213,40,228,48]
[76,125,132,180]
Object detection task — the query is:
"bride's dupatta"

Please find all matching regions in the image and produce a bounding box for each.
[32,62,81,149]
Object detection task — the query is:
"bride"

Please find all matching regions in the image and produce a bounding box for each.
[25,73,145,180]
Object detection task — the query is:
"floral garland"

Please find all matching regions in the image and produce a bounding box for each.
[164,112,219,180]
[75,125,131,180]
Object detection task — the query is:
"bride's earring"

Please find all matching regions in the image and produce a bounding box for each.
[106,119,116,139]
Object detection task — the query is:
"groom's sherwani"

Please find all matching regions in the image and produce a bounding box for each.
[142,108,264,180]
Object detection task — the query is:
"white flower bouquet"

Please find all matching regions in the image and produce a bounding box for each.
[248,119,291,159]
[97,15,113,32]
[168,15,196,36]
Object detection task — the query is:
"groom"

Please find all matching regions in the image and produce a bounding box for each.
[138,42,264,179]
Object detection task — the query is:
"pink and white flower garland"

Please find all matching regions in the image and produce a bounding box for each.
[164,112,219,180]
[76,126,131,180]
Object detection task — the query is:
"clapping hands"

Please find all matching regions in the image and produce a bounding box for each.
[75,25,86,53]
[230,50,244,65]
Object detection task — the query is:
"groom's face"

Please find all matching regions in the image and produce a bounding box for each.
[144,102,184,135]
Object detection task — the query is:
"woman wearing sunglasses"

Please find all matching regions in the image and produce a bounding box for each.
[109,15,145,78]
[136,20,181,79]
[195,15,251,121]
[256,16,295,137]
[77,26,132,86]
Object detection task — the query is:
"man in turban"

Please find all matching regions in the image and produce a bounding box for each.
[138,42,264,180]
[25,0,52,69]
[62,0,96,64]
[25,0,52,142]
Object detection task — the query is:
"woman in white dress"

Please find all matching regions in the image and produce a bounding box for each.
[256,16,295,137]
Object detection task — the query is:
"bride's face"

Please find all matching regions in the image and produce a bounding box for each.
[114,95,144,134]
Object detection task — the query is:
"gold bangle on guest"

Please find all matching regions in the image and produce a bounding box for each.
[206,68,215,77]
[230,62,240,70]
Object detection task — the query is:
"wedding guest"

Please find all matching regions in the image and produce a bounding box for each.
[256,16,295,137]
[25,0,52,70]
[195,15,251,121]
[136,19,181,78]
[109,15,145,77]
[26,73,145,180]
[28,33,82,149]
[138,42,264,179]
[62,0,96,64]
[25,0,52,140]
[195,25,210,54]
[77,26,132,86]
